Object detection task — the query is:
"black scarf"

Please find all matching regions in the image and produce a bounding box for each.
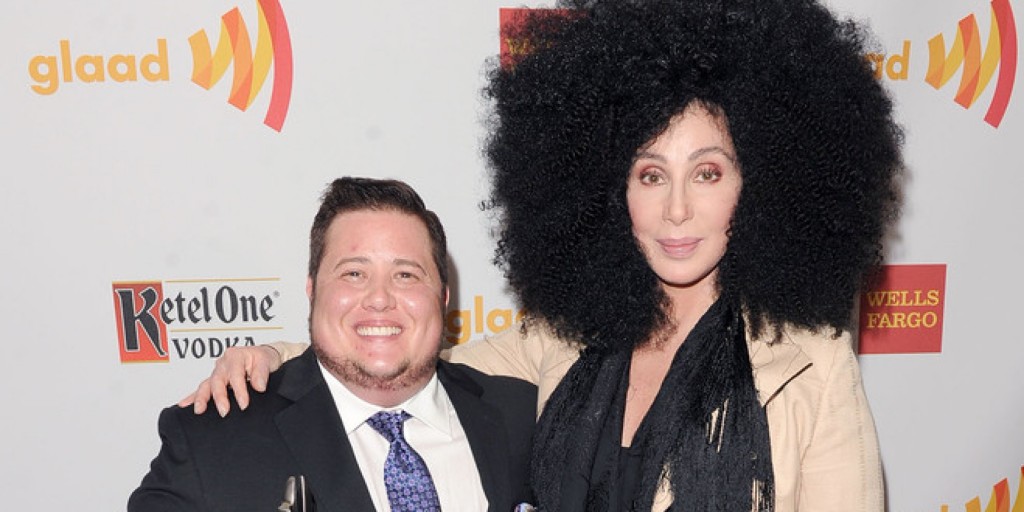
[531,299,774,511]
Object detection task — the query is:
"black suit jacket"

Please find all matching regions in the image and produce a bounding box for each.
[128,349,536,511]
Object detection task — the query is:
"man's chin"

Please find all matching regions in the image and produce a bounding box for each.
[347,364,414,391]
[314,344,437,393]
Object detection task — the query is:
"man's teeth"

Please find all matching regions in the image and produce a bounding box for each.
[357,326,402,336]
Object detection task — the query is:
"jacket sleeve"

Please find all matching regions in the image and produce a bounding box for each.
[798,339,884,511]
[447,322,580,415]
[267,341,309,362]
[127,407,205,512]
[445,324,546,382]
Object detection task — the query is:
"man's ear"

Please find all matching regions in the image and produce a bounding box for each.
[306,277,314,302]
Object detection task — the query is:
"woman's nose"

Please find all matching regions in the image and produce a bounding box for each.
[663,183,692,225]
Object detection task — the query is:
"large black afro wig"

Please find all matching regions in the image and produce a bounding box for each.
[484,0,903,351]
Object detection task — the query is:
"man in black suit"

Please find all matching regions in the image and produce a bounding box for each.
[128,177,536,512]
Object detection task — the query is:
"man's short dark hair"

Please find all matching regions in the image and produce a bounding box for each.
[308,177,449,290]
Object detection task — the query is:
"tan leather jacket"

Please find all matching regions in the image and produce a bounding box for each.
[445,323,884,512]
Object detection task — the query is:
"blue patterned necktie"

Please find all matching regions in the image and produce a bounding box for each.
[366,410,442,512]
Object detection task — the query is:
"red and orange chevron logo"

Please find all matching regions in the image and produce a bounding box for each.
[941,466,1024,512]
[189,0,293,131]
[926,0,1017,128]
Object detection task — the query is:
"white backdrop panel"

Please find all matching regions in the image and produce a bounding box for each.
[1,0,1021,510]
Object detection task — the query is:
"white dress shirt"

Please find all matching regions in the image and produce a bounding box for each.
[319,362,489,511]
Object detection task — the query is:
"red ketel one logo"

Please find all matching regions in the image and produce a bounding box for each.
[113,282,170,362]
[112,280,278,363]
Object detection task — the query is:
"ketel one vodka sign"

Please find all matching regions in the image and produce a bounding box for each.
[112,278,282,363]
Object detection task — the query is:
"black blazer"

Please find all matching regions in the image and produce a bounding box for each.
[128,348,537,512]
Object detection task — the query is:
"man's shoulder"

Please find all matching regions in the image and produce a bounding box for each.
[169,348,321,428]
[438,359,537,396]
[265,346,323,396]
[437,359,538,422]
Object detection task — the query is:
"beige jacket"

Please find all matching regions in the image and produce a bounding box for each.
[444,323,884,512]
[273,324,883,511]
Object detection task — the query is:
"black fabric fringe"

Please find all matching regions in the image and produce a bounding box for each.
[531,299,775,511]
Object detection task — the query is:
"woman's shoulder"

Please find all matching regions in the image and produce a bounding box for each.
[780,325,855,360]
[747,324,860,402]
[749,323,855,362]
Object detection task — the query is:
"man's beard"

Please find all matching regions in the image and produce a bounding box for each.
[312,339,439,393]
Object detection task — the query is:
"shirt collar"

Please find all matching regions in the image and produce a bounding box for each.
[318,361,454,438]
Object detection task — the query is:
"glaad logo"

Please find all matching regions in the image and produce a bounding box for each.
[940,466,1023,511]
[444,295,524,344]
[926,0,1017,128]
[189,0,293,131]
[28,40,169,95]
[25,0,292,131]
[844,0,1017,128]
[113,278,282,363]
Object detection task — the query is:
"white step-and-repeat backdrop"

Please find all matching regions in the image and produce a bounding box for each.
[1,0,1021,510]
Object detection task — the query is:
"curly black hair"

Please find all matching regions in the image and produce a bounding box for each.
[484,0,903,351]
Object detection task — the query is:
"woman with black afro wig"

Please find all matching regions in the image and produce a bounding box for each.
[190,0,902,509]
[475,0,901,507]
[472,0,900,509]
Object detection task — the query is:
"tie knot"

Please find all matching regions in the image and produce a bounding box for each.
[366,410,411,442]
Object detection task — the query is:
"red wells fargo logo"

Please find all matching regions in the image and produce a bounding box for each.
[858,264,947,355]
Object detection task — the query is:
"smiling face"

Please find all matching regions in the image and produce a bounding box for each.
[308,208,447,407]
[627,105,742,299]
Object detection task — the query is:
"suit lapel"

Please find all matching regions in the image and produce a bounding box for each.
[437,361,511,512]
[274,350,375,512]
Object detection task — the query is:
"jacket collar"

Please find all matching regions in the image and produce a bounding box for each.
[274,349,375,512]
[436,361,514,511]
[747,332,813,407]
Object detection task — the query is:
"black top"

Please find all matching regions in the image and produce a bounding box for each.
[588,358,672,511]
